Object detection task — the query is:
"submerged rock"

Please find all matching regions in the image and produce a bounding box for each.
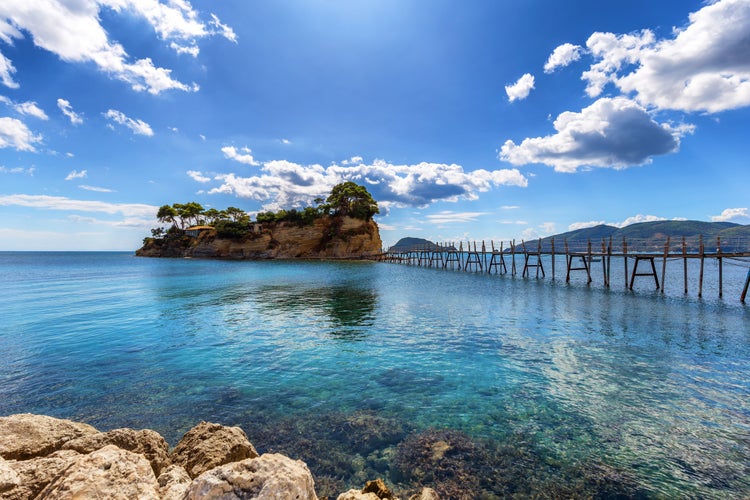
[170,421,259,479]
[184,453,318,499]
[0,414,97,461]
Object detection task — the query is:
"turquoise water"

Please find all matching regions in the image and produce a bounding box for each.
[1,252,749,497]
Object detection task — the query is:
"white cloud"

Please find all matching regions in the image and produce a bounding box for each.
[0,50,18,88]
[104,109,154,136]
[500,205,520,210]
[0,0,235,94]
[505,73,535,102]
[0,193,156,218]
[0,96,48,119]
[79,184,115,192]
[198,157,527,210]
[57,98,83,125]
[500,97,692,172]
[280,138,291,145]
[568,220,606,231]
[65,169,87,180]
[544,43,582,73]
[426,211,487,224]
[582,0,750,113]
[222,146,260,166]
[0,116,42,151]
[187,169,211,183]
[0,165,34,175]
[711,207,749,222]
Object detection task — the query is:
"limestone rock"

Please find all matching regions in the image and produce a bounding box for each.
[0,414,98,461]
[2,449,80,500]
[170,421,259,479]
[36,445,160,499]
[0,456,21,495]
[408,488,440,500]
[62,427,170,475]
[184,453,318,499]
[157,464,192,500]
[337,478,397,500]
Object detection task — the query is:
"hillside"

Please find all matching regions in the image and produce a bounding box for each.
[388,237,456,252]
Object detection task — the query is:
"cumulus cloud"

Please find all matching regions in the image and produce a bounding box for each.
[568,220,607,231]
[505,73,535,102]
[0,116,42,151]
[0,193,157,218]
[568,214,691,231]
[711,207,749,222]
[582,0,750,113]
[0,96,48,119]
[0,0,235,94]
[187,169,211,183]
[544,43,582,73]
[222,146,260,166]
[500,97,691,172]
[192,157,527,210]
[57,99,83,125]
[65,169,87,180]
[104,109,154,136]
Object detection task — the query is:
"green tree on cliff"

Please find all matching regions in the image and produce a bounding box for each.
[326,182,379,219]
[157,204,179,228]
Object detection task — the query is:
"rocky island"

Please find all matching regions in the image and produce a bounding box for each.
[136,182,382,260]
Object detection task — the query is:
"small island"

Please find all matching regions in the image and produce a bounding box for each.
[136,182,383,260]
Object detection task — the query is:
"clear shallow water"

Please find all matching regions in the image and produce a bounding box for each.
[1,252,749,498]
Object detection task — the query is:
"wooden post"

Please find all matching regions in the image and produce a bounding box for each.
[718,237,723,298]
[565,239,571,283]
[660,237,669,293]
[601,238,608,288]
[742,268,750,303]
[511,240,516,276]
[682,236,688,294]
[586,239,592,284]
[699,235,705,298]
[623,237,628,289]
[607,236,613,288]
[551,237,556,281]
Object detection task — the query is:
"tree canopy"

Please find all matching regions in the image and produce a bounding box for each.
[326,181,379,219]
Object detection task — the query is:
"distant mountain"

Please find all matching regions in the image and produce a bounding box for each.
[388,237,456,252]
[391,221,750,254]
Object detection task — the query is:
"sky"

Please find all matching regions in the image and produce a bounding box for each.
[0,0,749,250]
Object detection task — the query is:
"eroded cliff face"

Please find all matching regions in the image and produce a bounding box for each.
[136,216,382,260]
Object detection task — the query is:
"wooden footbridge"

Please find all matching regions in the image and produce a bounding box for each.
[379,236,750,302]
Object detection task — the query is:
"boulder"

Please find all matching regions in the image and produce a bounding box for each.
[337,478,396,500]
[184,453,317,499]
[2,449,80,500]
[36,445,160,499]
[62,427,170,475]
[0,414,97,460]
[170,421,259,478]
[157,464,192,500]
[0,456,21,495]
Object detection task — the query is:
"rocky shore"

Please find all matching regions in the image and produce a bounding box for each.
[0,414,437,500]
[136,216,382,260]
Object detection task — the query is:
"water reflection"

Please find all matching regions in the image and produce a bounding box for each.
[256,283,377,340]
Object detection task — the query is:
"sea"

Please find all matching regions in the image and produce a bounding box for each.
[1,251,748,498]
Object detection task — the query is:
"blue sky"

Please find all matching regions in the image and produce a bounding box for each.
[1,0,749,250]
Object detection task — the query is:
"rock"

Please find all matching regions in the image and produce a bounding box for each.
[337,490,382,500]
[337,478,396,500]
[0,456,21,494]
[36,444,160,499]
[170,421,259,479]
[2,449,80,500]
[62,427,170,475]
[184,453,318,499]
[408,488,440,500]
[157,464,192,500]
[0,414,98,460]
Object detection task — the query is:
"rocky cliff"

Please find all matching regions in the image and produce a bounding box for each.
[136,216,382,260]
[0,413,438,500]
